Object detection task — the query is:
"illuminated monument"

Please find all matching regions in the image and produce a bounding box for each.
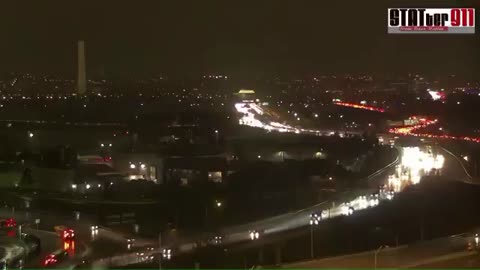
[77,40,87,95]
[234,89,257,103]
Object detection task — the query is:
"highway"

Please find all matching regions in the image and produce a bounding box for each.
[414,250,480,267]
[235,102,362,137]
[179,145,449,246]
[439,146,479,185]
[284,232,479,268]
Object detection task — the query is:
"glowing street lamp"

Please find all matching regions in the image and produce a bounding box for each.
[309,213,321,258]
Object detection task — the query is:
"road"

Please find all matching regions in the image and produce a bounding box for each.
[438,146,480,185]
[0,235,27,266]
[414,251,480,268]
[284,232,479,268]
[180,145,453,246]
[0,207,156,268]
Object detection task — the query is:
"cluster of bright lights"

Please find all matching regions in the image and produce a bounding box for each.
[4,217,16,228]
[341,204,355,216]
[62,229,75,240]
[129,162,147,169]
[389,116,480,143]
[428,90,446,101]
[212,236,223,245]
[235,102,337,135]
[136,252,155,262]
[334,102,385,113]
[162,248,172,260]
[127,238,135,250]
[309,213,321,225]
[389,117,437,135]
[43,254,58,266]
[301,146,443,233]
[249,230,260,240]
[91,225,99,238]
[387,147,444,192]
[407,132,480,143]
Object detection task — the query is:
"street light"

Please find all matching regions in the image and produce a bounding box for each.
[100,143,104,147]
[130,163,136,169]
[374,245,389,269]
[309,213,321,258]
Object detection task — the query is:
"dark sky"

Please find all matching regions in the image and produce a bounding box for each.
[0,0,479,77]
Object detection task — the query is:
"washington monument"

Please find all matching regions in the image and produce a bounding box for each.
[77,40,86,95]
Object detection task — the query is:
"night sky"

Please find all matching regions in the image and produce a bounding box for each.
[0,0,479,77]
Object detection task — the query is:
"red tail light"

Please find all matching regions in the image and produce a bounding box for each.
[5,218,16,227]
[62,229,75,239]
[43,255,57,266]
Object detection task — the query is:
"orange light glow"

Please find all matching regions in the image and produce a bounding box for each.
[334,102,385,112]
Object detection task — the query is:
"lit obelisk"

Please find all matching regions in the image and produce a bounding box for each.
[77,40,87,95]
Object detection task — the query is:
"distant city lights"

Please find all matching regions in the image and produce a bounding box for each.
[334,102,385,112]
[389,116,480,143]
[428,90,446,101]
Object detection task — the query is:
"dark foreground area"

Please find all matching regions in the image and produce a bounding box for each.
[124,177,480,268]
